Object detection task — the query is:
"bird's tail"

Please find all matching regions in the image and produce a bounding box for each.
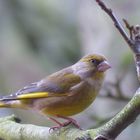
[0,98,13,108]
[0,97,25,109]
[0,101,7,108]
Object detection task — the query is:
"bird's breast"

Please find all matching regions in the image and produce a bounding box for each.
[33,80,100,116]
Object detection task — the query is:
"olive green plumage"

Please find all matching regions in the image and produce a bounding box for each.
[0,54,110,127]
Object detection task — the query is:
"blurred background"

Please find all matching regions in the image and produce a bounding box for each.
[0,0,140,139]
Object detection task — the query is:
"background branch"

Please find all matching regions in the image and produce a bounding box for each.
[100,79,131,102]
[95,88,140,140]
[95,0,134,47]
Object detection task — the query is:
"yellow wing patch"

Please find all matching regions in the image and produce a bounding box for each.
[17,92,67,100]
[17,92,49,99]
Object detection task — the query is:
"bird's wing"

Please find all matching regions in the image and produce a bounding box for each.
[1,67,81,101]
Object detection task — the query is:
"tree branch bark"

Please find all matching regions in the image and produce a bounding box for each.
[1,88,140,140]
[0,115,94,140]
[95,88,140,140]
[94,0,140,139]
[95,0,134,47]
[95,0,140,81]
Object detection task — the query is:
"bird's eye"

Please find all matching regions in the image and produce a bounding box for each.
[91,59,100,65]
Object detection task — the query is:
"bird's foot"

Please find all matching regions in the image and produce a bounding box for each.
[48,116,82,132]
[48,117,64,132]
[56,115,82,130]
[49,125,62,133]
[62,119,82,129]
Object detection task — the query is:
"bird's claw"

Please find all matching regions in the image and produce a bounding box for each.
[49,119,82,133]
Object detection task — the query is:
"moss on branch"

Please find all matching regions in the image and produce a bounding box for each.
[1,89,140,140]
[0,115,97,140]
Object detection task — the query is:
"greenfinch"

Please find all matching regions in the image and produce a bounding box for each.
[0,54,110,129]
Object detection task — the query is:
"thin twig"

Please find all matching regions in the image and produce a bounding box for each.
[94,0,140,139]
[95,0,140,82]
[123,19,134,40]
[95,0,134,47]
[96,88,140,140]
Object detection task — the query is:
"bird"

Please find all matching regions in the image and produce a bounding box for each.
[0,54,110,130]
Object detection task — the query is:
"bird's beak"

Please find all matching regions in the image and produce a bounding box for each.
[97,61,111,72]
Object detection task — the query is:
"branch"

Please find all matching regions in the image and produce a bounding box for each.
[94,0,140,139]
[95,0,140,81]
[1,88,140,140]
[0,115,96,140]
[100,79,131,102]
[95,0,134,47]
[94,88,140,139]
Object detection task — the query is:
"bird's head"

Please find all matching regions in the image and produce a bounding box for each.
[72,54,111,79]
